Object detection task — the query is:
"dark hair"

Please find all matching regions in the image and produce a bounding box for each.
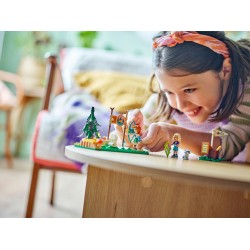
[149,31,250,123]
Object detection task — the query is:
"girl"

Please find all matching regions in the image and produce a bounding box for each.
[117,31,250,161]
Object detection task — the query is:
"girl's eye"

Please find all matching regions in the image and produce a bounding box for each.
[184,88,195,93]
[165,91,173,95]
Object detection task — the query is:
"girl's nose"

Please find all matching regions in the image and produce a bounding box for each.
[176,96,188,111]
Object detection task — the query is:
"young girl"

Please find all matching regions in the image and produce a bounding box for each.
[116,31,250,161]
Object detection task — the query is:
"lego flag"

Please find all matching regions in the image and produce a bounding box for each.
[111,114,126,126]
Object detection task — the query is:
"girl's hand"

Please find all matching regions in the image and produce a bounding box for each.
[114,109,145,147]
[137,122,173,152]
[127,109,145,133]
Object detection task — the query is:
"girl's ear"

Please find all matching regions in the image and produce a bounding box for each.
[219,58,232,80]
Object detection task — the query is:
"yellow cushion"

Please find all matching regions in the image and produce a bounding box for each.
[74,70,151,112]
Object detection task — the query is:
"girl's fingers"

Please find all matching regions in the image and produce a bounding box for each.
[139,133,166,152]
[141,123,159,145]
[149,137,168,152]
[136,124,159,150]
[127,109,144,130]
[137,123,171,151]
[136,141,145,150]
[143,131,162,150]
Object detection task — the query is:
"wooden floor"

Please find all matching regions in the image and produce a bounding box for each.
[0,158,87,218]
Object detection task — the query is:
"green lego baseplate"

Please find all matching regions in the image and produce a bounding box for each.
[198,155,224,162]
[74,142,149,155]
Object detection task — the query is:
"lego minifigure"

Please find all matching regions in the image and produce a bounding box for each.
[171,133,181,158]
[132,125,142,150]
[108,134,118,147]
[182,150,191,160]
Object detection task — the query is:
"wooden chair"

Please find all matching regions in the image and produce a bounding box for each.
[0,70,24,167]
[25,55,82,218]
[25,49,153,217]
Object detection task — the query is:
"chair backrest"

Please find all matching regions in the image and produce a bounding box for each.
[42,54,65,111]
[0,70,24,110]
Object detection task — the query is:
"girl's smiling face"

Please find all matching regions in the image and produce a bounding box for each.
[155,69,226,124]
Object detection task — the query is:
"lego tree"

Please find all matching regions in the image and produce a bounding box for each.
[82,107,101,139]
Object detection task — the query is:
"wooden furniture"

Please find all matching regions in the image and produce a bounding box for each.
[25,55,82,218]
[13,86,45,156]
[0,70,24,167]
[65,145,250,218]
[25,48,151,218]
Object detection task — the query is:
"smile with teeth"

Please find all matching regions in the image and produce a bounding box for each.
[185,107,201,116]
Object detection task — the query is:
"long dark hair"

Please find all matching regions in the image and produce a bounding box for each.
[149,31,250,123]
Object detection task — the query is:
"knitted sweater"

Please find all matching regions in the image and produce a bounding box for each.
[141,80,250,162]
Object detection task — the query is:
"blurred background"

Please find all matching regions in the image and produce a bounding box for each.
[0,31,249,218]
[0,31,154,158]
[0,31,155,218]
[1,31,249,158]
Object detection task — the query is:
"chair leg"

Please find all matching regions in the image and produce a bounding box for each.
[50,171,56,205]
[5,111,13,167]
[25,163,40,218]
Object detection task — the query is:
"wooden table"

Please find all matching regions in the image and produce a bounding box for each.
[65,145,250,218]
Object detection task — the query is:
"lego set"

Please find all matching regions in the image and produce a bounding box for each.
[74,107,149,155]
[74,107,227,161]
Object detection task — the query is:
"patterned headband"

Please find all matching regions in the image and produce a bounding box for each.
[153,31,229,58]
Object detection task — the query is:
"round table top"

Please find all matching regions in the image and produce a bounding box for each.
[65,145,250,187]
